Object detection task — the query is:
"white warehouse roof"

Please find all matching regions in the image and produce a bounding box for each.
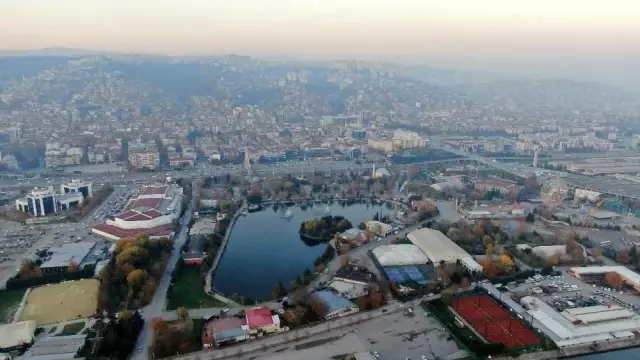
[0,320,36,350]
[407,228,481,271]
[371,244,429,266]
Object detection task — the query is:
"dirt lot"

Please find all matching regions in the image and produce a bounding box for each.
[19,279,99,325]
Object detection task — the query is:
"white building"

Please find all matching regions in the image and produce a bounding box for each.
[407,228,483,273]
[61,179,93,199]
[15,186,57,217]
[371,244,429,266]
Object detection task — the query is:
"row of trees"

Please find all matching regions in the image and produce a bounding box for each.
[98,235,173,311]
[300,215,353,240]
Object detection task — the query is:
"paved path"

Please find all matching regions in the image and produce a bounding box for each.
[132,179,198,360]
[204,201,246,298]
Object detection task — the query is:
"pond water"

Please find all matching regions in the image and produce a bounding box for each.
[213,201,399,299]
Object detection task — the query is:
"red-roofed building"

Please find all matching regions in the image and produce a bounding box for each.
[92,184,183,241]
[245,307,282,334]
[92,223,174,241]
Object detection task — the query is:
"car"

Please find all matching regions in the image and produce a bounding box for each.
[422,356,429,360]
[137,347,142,353]
[372,351,380,358]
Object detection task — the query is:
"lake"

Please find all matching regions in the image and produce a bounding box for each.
[213,201,399,299]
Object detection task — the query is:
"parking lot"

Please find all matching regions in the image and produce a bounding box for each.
[507,270,640,315]
[224,306,463,360]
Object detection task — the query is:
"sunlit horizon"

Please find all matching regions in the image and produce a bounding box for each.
[2,0,640,84]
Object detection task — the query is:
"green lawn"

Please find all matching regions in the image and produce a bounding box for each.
[0,288,26,324]
[167,266,226,310]
[56,321,86,336]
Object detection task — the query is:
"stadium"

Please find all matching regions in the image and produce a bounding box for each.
[92,184,182,240]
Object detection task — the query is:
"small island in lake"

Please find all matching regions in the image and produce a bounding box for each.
[299,215,353,241]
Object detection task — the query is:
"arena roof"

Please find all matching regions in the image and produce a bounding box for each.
[92,223,174,240]
[21,334,86,360]
[0,320,36,350]
[40,242,96,270]
[140,185,168,196]
[371,244,429,266]
[407,228,475,265]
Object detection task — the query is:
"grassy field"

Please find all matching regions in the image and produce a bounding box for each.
[56,321,86,336]
[20,279,99,325]
[167,267,225,310]
[0,288,27,324]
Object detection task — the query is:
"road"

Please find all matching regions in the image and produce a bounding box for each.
[132,178,198,360]
[0,157,475,190]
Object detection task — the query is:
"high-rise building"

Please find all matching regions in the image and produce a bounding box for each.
[128,151,160,170]
[61,179,93,199]
[15,186,57,217]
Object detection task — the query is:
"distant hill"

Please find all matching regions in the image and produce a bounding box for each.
[450,78,639,112]
[0,56,71,81]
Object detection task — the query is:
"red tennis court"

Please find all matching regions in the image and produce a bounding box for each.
[451,294,540,349]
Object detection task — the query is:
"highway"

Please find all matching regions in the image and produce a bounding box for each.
[132,178,198,360]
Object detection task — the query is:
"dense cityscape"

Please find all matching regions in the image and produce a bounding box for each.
[2,50,640,360]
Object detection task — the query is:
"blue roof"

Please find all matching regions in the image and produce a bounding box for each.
[313,290,356,314]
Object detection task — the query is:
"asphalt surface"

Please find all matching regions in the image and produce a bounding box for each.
[132,178,198,360]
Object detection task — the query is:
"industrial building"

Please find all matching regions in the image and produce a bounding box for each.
[520,296,640,349]
[14,186,57,217]
[309,290,360,320]
[60,179,93,199]
[371,244,429,267]
[0,321,36,353]
[569,266,640,292]
[39,242,104,274]
[407,228,483,273]
[92,184,182,240]
[20,335,86,360]
[202,317,250,348]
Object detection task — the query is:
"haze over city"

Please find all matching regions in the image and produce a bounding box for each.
[4,1,640,360]
[2,0,640,86]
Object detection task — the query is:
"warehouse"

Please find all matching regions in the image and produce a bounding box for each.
[0,320,36,353]
[520,296,640,349]
[569,266,640,292]
[407,228,482,273]
[371,244,429,267]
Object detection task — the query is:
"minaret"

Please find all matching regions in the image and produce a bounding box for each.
[372,164,376,178]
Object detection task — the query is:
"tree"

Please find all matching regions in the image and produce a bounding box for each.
[151,317,167,335]
[126,269,149,291]
[370,290,384,308]
[67,261,79,272]
[340,254,349,268]
[358,222,366,230]
[460,277,471,289]
[606,272,624,289]
[526,212,535,223]
[616,251,631,265]
[482,235,492,247]
[548,253,561,266]
[482,258,500,278]
[485,243,495,256]
[440,288,454,305]
[118,310,132,321]
[272,281,287,300]
[355,296,369,310]
[177,306,189,321]
[498,254,515,273]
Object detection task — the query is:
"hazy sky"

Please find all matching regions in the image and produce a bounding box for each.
[2,0,640,75]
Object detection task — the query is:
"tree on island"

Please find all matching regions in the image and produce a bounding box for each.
[272,281,287,300]
[300,215,353,240]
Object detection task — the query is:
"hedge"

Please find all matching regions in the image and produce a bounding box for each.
[5,265,96,290]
